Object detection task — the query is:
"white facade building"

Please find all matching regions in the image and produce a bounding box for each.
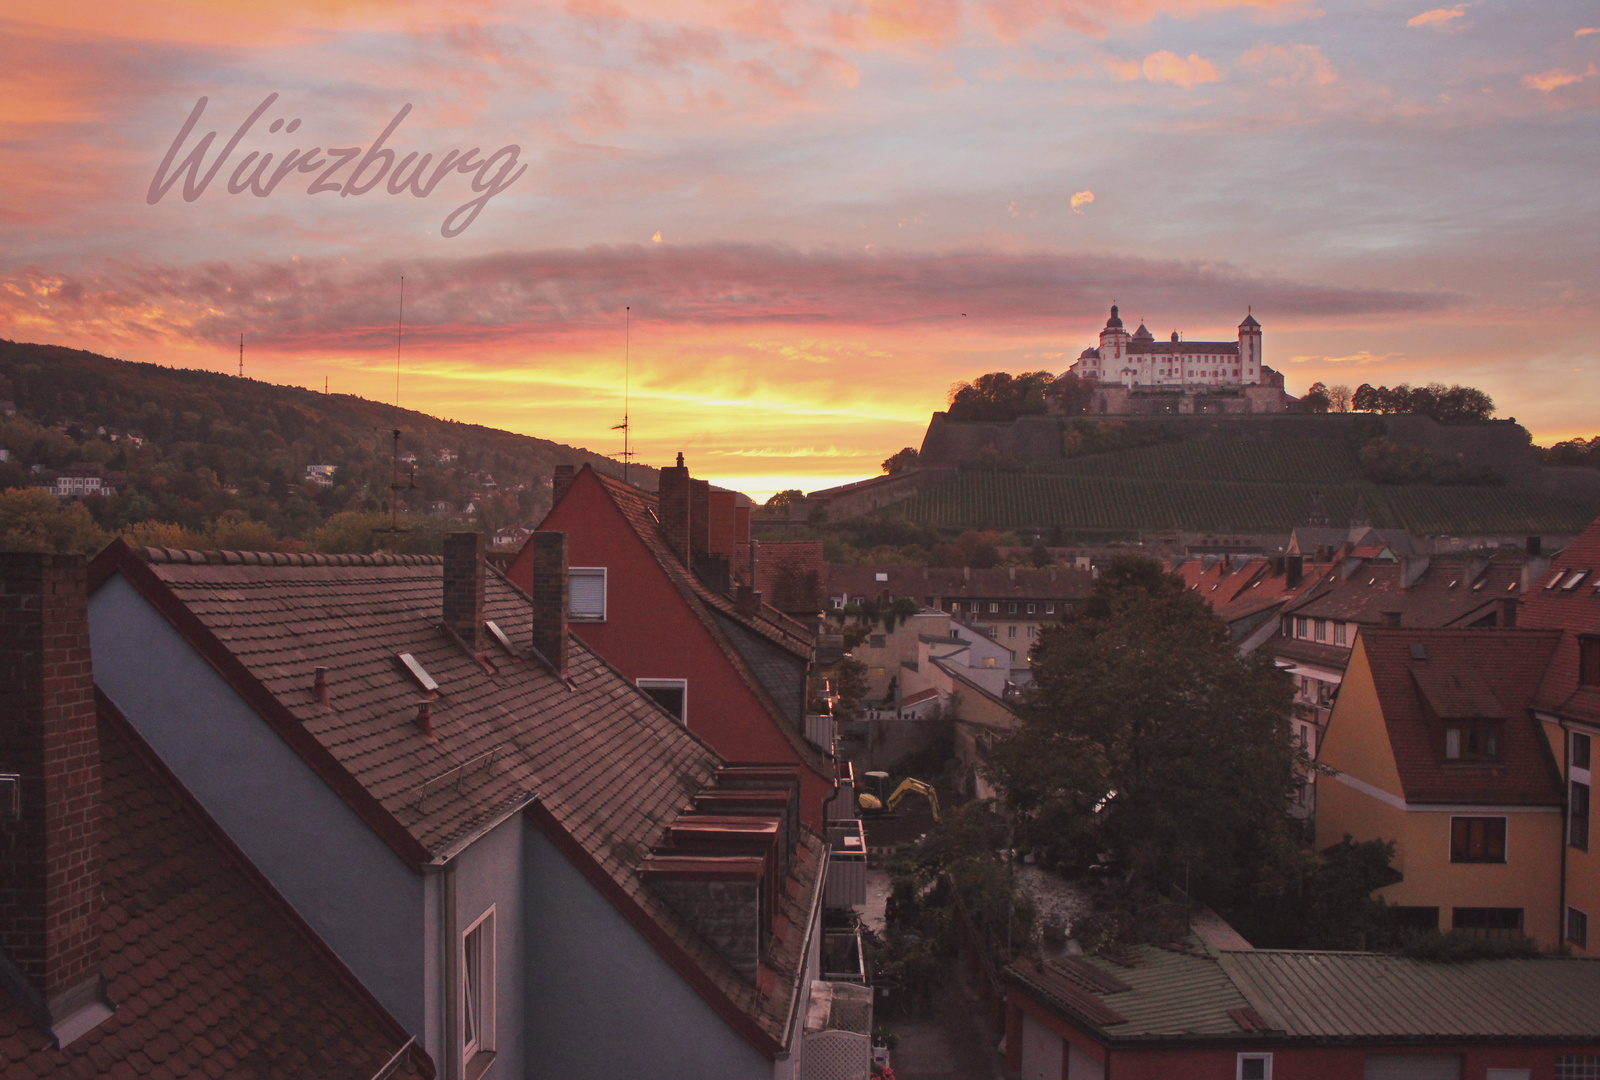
[1067,305,1263,390]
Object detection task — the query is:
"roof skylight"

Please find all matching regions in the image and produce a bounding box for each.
[397,652,439,692]
[1561,571,1590,591]
[485,620,517,655]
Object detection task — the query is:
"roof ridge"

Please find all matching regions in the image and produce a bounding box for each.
[136,546,444,567]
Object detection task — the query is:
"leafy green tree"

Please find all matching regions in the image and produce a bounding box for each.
[988,554,1300,906]
[1302,382,1332,413]
[765,489,804,511]
[833,656,869,717]
[946,371,1054,422]
[881,447,920,474]
[0,488,107,553]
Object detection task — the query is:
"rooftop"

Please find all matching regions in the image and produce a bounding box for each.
[1,694,433,1079]
[1008,943,1600,1044]
[88,540,822,1052]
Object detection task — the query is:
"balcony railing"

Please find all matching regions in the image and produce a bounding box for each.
[824,819,868,909]
[801,980,873,1080]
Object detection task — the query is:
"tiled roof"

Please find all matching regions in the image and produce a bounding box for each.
[88,541,819,1053]
[1125,340,1239,356]
[591,472,816,658]
[580,471,830,777]
[1009,943,1600,1044]
[1269,637,1352,671]
[1358,628,1563,805]
[1520,515,1600,724]
[824,565,1093,604]
[1284,553,1523,629]
[0,695,433,1080]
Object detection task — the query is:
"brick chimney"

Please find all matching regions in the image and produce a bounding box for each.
[690,479,710,560]
[1527,535,1542,557]
[442,532,485,651]
[552,464,576,508]
[528,531,568,678]
[735,585,762,617]
[1286,555,1304,588]
[0,553,113,1046]
[658,453,692,566]
[1381,611,1402,628]
[1498,597,1518,628]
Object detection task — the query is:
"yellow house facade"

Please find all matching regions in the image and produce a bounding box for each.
[1316,628,1566,946]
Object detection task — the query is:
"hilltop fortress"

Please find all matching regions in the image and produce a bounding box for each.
[1058,304,1293,415]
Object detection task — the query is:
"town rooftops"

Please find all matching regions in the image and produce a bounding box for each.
[825,564,1093,606]
[86,540,823,1055]
[1,692,433,1079]
[1356,627,1563,806]
[1521,515,1600,724]
[1282,552,1526,630]
[1007,943,1600,1044]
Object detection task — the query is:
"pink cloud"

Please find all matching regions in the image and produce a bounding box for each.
[1523,65,1595,92]
[1406,6,1464,28]
[1142,50,1220,88]
[0,245,1456,357]
[1236,41,1337,85]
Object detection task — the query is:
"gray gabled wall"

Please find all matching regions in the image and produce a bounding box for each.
[522,825,772,1080]
[88,574,427,1036]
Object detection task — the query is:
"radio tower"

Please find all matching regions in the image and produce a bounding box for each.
[238,332,243,377]
[610,305,634,483]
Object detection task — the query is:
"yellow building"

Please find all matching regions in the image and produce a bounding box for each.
[1316,627,1566,945]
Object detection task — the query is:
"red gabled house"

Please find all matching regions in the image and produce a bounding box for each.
[508,458,835,829]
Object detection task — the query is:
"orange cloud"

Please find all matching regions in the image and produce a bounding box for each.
[1523,65,1595,92]
[1236,42,1337,85]
[1070,190,1094,213]
[1142,50,1220,88]
[1578,27,1599,37]
[1406,6,1464,28]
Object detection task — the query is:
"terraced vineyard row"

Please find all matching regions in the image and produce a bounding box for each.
[886,473,1600,536]
[1040,437,1364,485]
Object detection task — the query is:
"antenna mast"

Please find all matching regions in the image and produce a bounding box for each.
[238,332,244,378]
[610,305,634,483]
[396,276,405,409]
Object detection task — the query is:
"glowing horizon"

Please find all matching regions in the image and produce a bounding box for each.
[4,0,1597,503]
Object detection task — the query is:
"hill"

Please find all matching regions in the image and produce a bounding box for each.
[885,471,1600,538]
[0,339,652,551]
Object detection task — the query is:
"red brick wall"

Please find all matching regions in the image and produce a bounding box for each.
[515,469,831,829]
[0,553,103,1000]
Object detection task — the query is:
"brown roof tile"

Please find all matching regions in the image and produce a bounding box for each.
[1521,516,1600,723]
[0,695,433,1080]
[1359,628,1563,805]
[87,541,818,1054]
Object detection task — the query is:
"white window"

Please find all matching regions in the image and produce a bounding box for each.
[1315,619,1327,642]
[1237,1052,1272,1080]
[1007,625,1017,639]
[1335,622,1348,646]
[569,567,607,621]
[1045,603,1055,614]
[637,678,688,724]
[1026,603,1036,614]
[988,602,999,613]
[1295,617,1310,638]
[462,907,495,1066]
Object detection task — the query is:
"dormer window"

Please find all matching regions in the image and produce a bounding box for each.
[1445,721,1499,761]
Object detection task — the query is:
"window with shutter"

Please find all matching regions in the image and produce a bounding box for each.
[569,567,607,620]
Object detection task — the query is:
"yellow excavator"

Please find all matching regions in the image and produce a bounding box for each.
[858,777,941,822]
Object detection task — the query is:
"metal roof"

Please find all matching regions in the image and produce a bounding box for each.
[1008,944,1600,1044]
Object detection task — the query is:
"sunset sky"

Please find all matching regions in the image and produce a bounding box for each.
[3,0,1597,500]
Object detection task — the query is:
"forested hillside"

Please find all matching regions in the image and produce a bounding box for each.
[0,339,651,553]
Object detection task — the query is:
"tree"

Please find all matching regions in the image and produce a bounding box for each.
[0,488,107,553]
[1351,382,1494,423]
[988,555,1299,907]
[882,447,919,474]
[1302,382,1332,413]
[1049,372,1094,416]
[765,489,804,511]
[833,657,869,717]
[946,371,1055,422]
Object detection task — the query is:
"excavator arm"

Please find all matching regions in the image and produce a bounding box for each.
[885,778,940,822]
